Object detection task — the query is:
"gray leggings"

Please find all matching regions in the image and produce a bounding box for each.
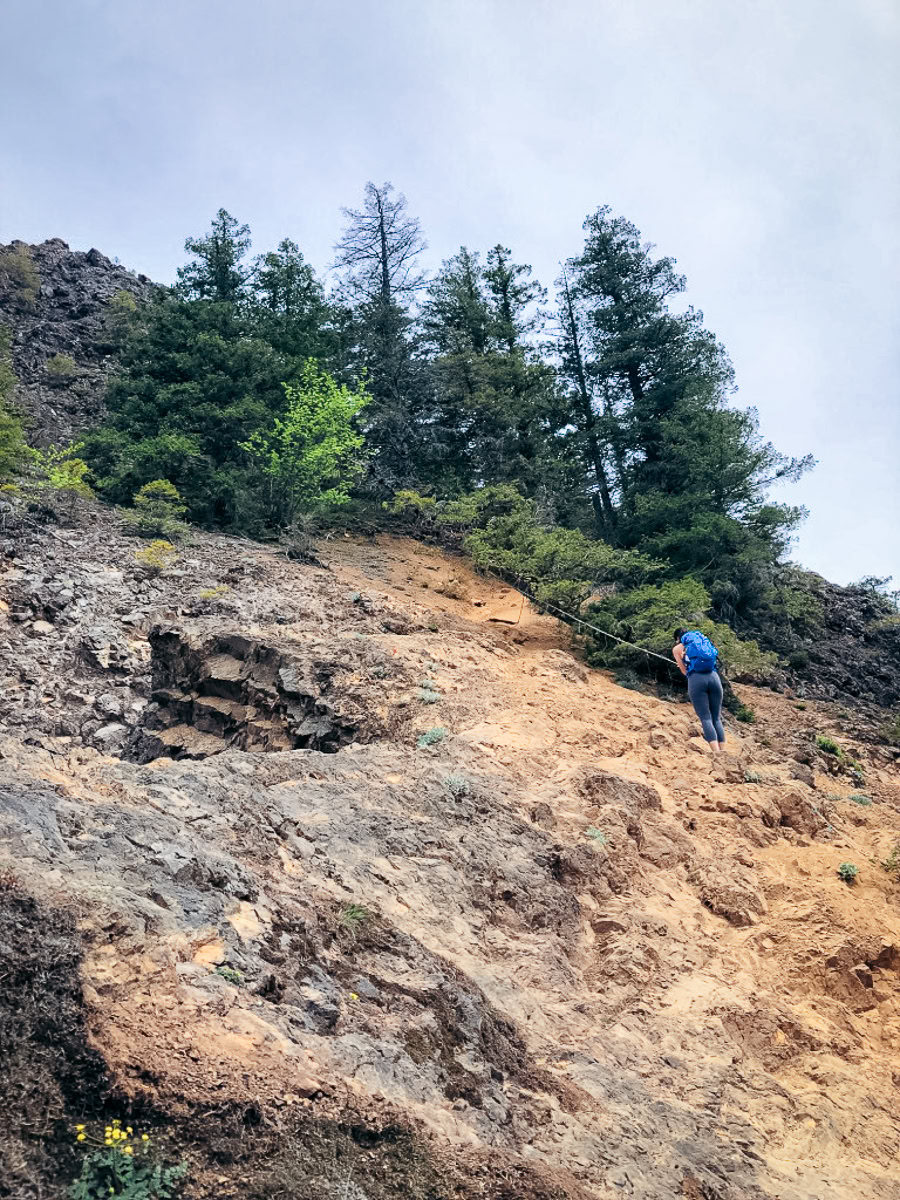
[687,671,726,743]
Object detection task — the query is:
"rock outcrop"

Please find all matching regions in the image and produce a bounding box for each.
[0,238,154,444]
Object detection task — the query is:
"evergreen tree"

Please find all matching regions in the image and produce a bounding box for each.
[333,182,431,488]
[564,206,813,610]
[84,211,297,527]
[177,208,251,305]
[251,238,333,360]
[422,245,556,494]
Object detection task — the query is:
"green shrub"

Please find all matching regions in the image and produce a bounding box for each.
[837,862,859,885]
[416,686,441,704]
[0,244,39,307]
[815,735,842,757]
[215,965,244,985]
[614,668,644,691]
[134,540,177,576]
[744,770,763,784]
[123,479,187,539]
[197,584,229,601]
[847,794,872,806]
[69,1118,187,1199]
[417,726,447,748]
[787,649,810,670]
[735,704,756,724]
[0,327,27,482]
[881,844,900,877]
[107,289,139,345]
[586,827,608,846]
[45,353,79,381]
[445,773,471,798]
[583,576,775,680]
[879,711,900,746]
[339,903,370,929]
[26,445,95,514]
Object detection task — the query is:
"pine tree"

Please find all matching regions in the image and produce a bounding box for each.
[564,206,813,608]
[251,238,333,360]
[333,182,431,488]
[177,208,251,305]
[84,212,298,528]
[422,245,556,493]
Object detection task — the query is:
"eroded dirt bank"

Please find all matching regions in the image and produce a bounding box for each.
[2,514,899,1199]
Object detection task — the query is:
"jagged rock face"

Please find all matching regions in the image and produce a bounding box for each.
[0,238,155,444]
[133,627,373,760]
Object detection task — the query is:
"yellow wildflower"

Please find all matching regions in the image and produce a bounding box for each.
[76,1133,86,1142]
[105,1139,113,1147]
[75,1124,86,1132]
[141,1134,150,1142]
[126,1126,133,1135]
[123,1146,133,1156]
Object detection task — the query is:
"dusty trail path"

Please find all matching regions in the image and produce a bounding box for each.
[2,523,900,1199]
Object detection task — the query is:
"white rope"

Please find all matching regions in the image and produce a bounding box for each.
[481,567,679,670]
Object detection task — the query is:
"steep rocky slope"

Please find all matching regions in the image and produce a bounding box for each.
[2,509,900,1200]
[0,239,153,444]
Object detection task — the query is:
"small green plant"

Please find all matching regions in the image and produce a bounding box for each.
[815,734,843,757]
[339,902,370,929]
[794,701,807,710]
[744,769,763,784]
[735,704,756,724]
[586,827,609,846]
[134,540,178,576]
[837,862,859,885]
[881,844,900,877]
[69,1118,187,1199]
[417,726,447,748]
[879,712,900,746]
[848,794,872,806]
[445,773,471,798]
[416,685,441,704]
[46,352,79,381]
[123,479,188,539]
[215,965,244,985]
[614,668,643,692]
[197,584,229,601]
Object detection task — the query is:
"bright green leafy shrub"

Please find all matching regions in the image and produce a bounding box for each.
[837,862,858,885]
[240,359,368,526]
[815,735,842,757]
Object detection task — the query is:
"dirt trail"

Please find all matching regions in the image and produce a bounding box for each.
[2,524,900,1199]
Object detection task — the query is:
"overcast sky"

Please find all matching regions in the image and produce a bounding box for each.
[2,0,898,585]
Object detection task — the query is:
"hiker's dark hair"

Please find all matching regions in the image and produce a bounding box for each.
[673,628,687,642]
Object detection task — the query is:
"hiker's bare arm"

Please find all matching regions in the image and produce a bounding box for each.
[672,643,688,676]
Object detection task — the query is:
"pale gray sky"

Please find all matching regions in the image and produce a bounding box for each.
[2,0,898,585]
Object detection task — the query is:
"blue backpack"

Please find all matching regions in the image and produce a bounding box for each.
[681,630,718,674]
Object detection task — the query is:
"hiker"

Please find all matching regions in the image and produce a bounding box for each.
[672,628,725,752]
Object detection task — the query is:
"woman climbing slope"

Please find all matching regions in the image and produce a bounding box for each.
[672,628,726,752]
